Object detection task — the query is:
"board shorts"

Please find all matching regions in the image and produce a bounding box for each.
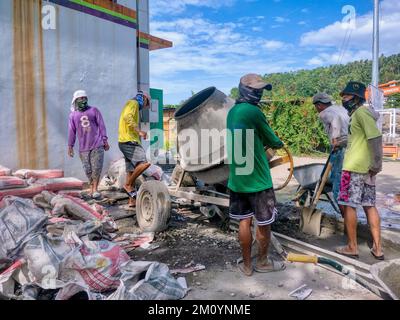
[329,147,345,203]
[118,142,147,172]
[229,188,278,226]
[79,147,105,183]
[338,170,376,208]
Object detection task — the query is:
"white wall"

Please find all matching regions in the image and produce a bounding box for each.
[0,0,139,180]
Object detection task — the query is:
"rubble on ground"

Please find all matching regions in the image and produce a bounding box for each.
[0,165,187,301]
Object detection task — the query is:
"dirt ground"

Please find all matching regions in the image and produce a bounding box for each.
[106,158,400,300]
[111,205,379,301]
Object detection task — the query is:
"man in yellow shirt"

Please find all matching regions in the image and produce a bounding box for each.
[118,91,151,206]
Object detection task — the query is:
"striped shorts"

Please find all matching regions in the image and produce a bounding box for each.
[229,188,278,226]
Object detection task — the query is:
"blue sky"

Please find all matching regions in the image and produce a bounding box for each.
[149,0,400,104]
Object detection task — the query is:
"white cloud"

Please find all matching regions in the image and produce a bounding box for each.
[275,16,290,23]
[150,17,293,103]
[306,50,371,66]
[301,0,400,60]
[263,40,285,50]
[150,0,235,16]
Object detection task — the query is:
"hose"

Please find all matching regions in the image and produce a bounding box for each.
[287,253,383,297]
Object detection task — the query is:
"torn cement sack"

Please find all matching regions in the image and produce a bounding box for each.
[0,176,27,190]
[99,158,165,190]
[0,259,25,299]
[13,169,64,180]
[22,234,72,289]
[55,283,106,300]
[0,165,12,177]
[99,158,126,190]
[46,220,108,241]
[144,164,164,181]
[0,197,48,265]
[0,184,45,201]
[60,232,130,293]
[35,178,84,192]
[50,194,105,221]
[107,261,188,300]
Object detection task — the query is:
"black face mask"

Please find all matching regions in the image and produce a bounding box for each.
[76,99,89,112]
[342,97,357,114]
[236,83,264,106]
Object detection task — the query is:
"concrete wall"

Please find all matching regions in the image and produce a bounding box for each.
[0,0,141,180]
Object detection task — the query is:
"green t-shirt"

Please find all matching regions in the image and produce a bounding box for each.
[343,106,382,174]
[227,102,283,193]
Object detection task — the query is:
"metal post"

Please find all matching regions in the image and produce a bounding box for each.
[372,0,380,88]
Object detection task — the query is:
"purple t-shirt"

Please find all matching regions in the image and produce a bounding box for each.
[68,106,108,153]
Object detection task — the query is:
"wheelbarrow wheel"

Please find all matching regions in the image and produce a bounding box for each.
[136,181,171,232]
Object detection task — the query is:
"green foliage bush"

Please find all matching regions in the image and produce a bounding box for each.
[262,98,330,155]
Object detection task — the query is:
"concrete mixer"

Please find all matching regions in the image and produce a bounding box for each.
[135,87,294,233]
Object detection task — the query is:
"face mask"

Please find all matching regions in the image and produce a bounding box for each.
[342,97,357,114]
[135,94,145,110]
[237,83,264,105]
[76,99,88,112]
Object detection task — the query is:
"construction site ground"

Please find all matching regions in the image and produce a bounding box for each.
[109,157,400,300]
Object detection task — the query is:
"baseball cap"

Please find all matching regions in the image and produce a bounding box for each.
[312,92,332,104]
[240,74,273,91]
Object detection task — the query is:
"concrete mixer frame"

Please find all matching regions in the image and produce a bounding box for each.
[135,147,294,233]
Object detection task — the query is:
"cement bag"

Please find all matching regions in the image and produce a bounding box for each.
[13,169,64,180]
[50,194,105,221]
[23,234,72,289]
[0,185,45,201]
[36,178,84,192]
[0,259,26,299]
[99,158,126,190]
[107,261,188,300]
[144,165,164,181]
[0,166,12,177]
[0,197,47,262]
[0,176,27,190]
[61,233,130,293]
[55,283,106,300]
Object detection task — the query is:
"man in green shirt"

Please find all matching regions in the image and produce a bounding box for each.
[336,81,384,260]
[227,74,286,276]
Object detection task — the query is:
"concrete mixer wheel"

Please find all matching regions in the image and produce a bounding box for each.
[137,181,171,232]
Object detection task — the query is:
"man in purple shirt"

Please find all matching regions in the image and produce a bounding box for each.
[68,90,110,199]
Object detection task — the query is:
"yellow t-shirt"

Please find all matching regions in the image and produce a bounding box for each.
[118,100,140,143]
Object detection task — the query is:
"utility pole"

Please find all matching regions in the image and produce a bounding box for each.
[372,0,380,89]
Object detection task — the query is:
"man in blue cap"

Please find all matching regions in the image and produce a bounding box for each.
[336,81,384,260]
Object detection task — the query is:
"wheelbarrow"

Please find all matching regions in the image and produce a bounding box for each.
[292,153,340,236]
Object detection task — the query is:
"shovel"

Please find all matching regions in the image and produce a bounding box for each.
[300,152,333,236]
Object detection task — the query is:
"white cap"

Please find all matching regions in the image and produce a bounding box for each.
[71,90,88,111]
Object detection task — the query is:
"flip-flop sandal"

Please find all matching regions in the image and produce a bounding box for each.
[370,249,385,261]
[335,247,359,259]
[123,187,137,199]
[237,263,253,277]
[255,260,286,273]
